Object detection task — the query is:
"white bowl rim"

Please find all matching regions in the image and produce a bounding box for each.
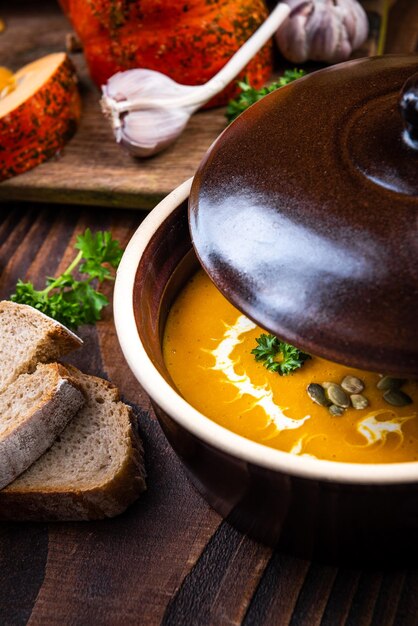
[114,178,418,485]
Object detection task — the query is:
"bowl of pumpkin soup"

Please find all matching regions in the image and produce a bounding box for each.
[114,178,418,563]
[115,55,418,562]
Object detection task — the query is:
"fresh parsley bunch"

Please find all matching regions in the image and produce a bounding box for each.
[252,333,310,376]
[11,228,123,329]
[226,69,306,123]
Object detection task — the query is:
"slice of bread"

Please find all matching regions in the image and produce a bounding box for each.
[0,363,85,490]
[0,367,146,520]
[0,300,82,393]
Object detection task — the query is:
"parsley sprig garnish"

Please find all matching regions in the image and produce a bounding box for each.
[10,228,123,329]
[252,334,310,376]
[226,69,306,123]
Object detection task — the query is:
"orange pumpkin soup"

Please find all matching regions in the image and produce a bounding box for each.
[163,269,418,463]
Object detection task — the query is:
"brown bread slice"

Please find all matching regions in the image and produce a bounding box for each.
[0,300,82,393]
[0,367,146,520]
[0,363,85,490]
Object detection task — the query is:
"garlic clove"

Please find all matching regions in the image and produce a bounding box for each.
[307,4,339,62]
[119,106,192,158]
[276,1,312,63]
[341,0,369,51]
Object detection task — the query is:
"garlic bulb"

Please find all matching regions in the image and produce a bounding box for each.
[276,0,369,64]
[100,2,291,157]
[102,69,197,157]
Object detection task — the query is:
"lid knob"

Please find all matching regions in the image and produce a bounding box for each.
[400,73,418,150]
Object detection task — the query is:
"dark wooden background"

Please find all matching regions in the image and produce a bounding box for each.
[1,1,418,624]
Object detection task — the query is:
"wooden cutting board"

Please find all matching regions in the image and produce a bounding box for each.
[0,0,417,210]
[0,0,227,210]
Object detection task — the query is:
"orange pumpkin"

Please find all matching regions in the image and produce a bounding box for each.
[0,53,81,182]
[60,0,273,107]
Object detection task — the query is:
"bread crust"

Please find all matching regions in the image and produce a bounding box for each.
[0,370,146,520]
[0,301,83,393]
[0,363,85,490]
[0,300,82,350]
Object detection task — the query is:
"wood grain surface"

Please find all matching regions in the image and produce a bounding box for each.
[1,1,418,624]
[1,0,417,210]
[1,206,418,626]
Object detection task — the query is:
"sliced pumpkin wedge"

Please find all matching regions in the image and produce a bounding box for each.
[0,53,81,182]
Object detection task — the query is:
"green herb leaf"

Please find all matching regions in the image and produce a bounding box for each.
[10,229,123,329]
[226,69,306,123]
[76,228,123,281]
[251,333,310,376]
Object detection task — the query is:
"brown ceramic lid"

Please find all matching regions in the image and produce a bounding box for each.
[189,55,418,377]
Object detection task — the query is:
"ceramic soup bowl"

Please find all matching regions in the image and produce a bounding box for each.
[114,178,418,564]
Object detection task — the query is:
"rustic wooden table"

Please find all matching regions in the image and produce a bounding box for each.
[2,207,418,626]
[1,1,418,625]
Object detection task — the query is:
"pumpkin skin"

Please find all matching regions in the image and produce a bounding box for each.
[60,0,273,107]
[0,53,81,182]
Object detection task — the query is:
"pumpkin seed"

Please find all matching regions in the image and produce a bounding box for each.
[383,389,413,407]
[329,404,344,417]
[350,394,369,410]
[307,383,330,407]
[377,376,406,391]
[325,383,350,408]
[341,375,364,394]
